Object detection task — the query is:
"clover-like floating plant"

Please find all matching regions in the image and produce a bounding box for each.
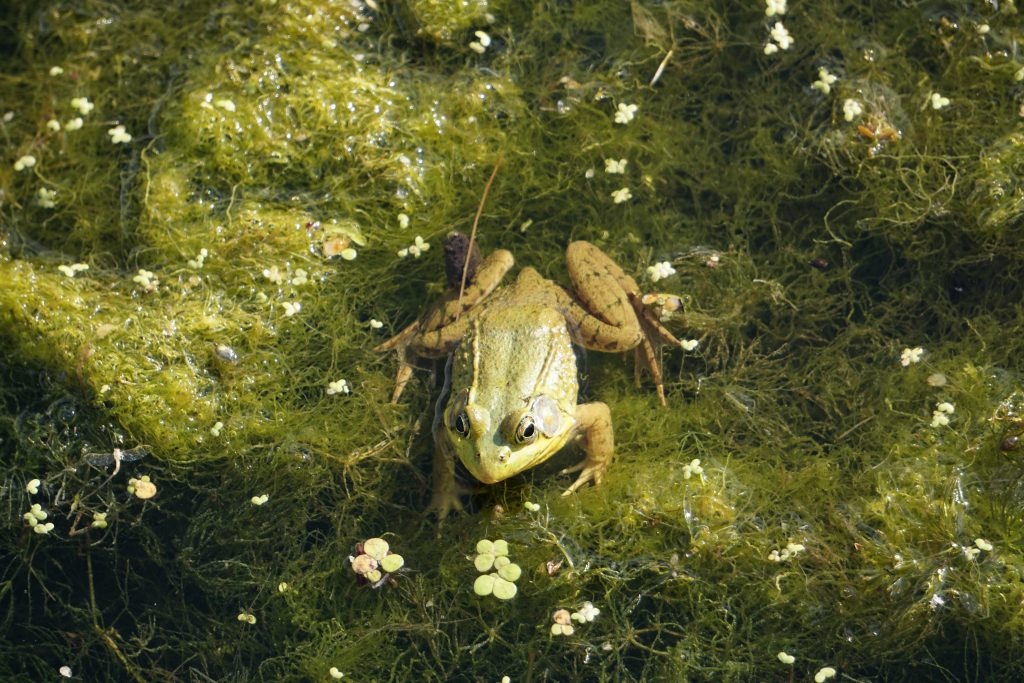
[472,539,522,601]
[349,536,405,588]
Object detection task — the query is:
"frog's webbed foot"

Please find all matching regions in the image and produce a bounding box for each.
[561,402,614,496]
[427,479,474,521]
[630,293,684,408]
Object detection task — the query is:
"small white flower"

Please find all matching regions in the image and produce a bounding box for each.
[46,119,61,132]
[13,154,36,171]
[614,102,638,124]
[680,339,699,351]
[291,268,308,286]
[611,187,632,204]
[811,67,838,95]
[210,421,224,437]
[70,97,94,115]
[329,667,345,679]
[900,346,924,366]
[604,158,628,174]
[369,318,384,329]
[64,117,83,131]
[281,301,301,317]
[262,266,284,284]
[26,479,41,495]
[36,187,57,209]
[107,124,132,144]
[682,458,703,479]
[769,22,793,50]
[187,248,209,269]
[571,601,600,623]
[132,268,158,291]
[49,66,64,76]
[399,236,431,258]
[765,0,787,16]
[843,98,863,122]
[929,92,950,110]
[398,213,410,229]
[645,261,675,282]
[777,651,796,664]
[974,538,993,552]
[214,98,236,112]
[327,379,350,396]
[251,494,270,506]
[814,666,837,682]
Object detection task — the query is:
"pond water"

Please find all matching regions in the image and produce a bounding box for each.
[2,0,1024,680]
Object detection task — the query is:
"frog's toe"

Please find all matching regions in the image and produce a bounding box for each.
[560,460,606,495]
[427,491,464,521]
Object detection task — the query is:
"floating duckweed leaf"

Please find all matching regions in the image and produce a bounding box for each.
[474,554,495,572]
[476,539,494,555]
[473,574,495,596]
[363,537,389,560]
[380,554,404,573]
[365,569,382,583]
[492,540,509,556]
[350,554,377,575]
[491,577,517,600]
[497,563,521,582]
[493,555,511,570]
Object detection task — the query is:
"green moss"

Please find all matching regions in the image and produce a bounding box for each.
[4,0,1024,680]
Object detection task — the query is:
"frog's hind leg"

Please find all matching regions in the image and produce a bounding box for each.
[565,241,675,406]
[374,245,513,402]
[561,402,614,495]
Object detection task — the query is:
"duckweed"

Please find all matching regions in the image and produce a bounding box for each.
[3,0,1024,680]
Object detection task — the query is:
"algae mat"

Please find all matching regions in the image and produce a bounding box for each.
[3,0,1024,680]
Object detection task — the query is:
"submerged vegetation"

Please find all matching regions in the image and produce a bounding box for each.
[2,0,1024,680]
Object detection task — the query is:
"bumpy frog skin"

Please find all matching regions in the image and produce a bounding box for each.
[376,238,680,518]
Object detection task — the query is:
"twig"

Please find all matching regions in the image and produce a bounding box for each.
[456,154,504,319]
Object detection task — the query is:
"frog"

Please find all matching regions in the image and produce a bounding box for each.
[375,234,681,518]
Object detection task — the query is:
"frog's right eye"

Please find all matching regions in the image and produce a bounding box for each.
[453,412,470,438]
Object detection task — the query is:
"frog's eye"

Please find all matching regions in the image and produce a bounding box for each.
[453,412,470,438]
[514,415,537,444]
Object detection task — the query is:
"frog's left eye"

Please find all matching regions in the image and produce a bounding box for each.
[514,415,537,444]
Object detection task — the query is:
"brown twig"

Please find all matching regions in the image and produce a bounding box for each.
[456,154,503,319]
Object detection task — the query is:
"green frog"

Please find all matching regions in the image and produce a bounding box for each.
[376,235,680,517]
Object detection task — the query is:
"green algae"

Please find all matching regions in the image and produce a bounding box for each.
[3,0,1024,681]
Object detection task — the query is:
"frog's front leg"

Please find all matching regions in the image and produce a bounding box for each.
[428,425,474,520]
[560,402,614,495]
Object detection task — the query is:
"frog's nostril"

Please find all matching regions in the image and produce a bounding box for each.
[497,446,511,463]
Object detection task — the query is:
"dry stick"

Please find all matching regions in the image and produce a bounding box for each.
[455,154,504,319]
